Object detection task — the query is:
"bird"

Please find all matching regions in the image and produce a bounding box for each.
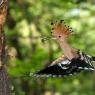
[33,20,95,77]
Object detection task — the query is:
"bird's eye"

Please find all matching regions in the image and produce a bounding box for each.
[59,36,61,38]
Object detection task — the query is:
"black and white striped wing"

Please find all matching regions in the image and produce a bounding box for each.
[34,65,70,77]
[33,59,81,77]
[75,50,95,70]
[70,58,95,70]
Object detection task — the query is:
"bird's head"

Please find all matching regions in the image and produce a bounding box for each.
[51,20,73,41]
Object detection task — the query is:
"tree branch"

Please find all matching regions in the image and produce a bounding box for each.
[0,0,11,95]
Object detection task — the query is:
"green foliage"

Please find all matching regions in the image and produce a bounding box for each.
[6,0,95,95]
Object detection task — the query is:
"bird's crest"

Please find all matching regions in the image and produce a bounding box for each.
[51,20,73,38]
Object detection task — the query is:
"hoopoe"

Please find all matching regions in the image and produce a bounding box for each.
[34,20,95,77]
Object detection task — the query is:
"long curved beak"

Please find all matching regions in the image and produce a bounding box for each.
[41,36,57,41]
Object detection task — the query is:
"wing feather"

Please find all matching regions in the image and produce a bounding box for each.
[34,59,82,77]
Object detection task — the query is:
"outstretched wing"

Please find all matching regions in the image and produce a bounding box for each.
[33,58,82,77]
[34,65,71,77]
[70,58,95,71]
[76,50,95,70]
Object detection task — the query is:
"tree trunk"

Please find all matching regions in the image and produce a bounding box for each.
[0,0,11,95]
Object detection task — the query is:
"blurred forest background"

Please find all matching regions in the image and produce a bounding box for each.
[5,0,95,95]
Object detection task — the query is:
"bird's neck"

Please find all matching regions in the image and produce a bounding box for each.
[57,38,77,60]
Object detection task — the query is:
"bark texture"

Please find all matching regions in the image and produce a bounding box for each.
[0,0,11,95]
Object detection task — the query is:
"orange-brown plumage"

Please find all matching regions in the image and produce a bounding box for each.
[51,20,73,39]
[51,20,75,60]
